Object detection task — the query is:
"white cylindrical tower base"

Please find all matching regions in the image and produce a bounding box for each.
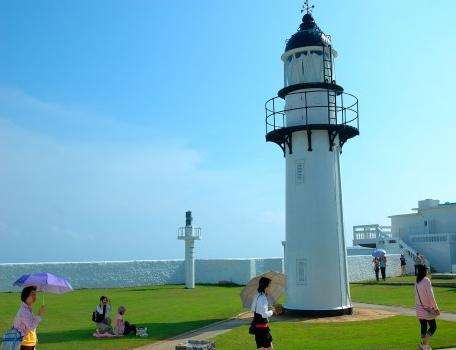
[284,129,351,315]
[185,240,195,289]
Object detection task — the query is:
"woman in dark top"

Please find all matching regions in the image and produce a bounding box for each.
[93,296,112,334]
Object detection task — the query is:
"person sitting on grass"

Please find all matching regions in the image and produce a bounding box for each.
[93,296,112,334]
[415,264,440,350]
[113,306,137,336]
[13,286,45,350]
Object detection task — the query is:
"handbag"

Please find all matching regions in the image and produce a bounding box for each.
[92,311,104,323]
[416,285,440,318]
[1,328,23,350]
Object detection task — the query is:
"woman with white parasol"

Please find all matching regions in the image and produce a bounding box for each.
[241,272,284,350]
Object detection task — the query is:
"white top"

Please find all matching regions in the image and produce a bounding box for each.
[96,304,111,317]
[251,292,273,319]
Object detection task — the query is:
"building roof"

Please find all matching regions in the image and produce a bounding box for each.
[285,13,331,52]
[389,200,456,218]
[388,212,420,218]
[439,202,456,207]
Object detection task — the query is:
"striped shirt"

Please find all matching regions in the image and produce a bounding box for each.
[13,302,42,346]
[415,277,438,320]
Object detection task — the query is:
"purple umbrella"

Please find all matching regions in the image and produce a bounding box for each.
[372,248,386,258]
[13,272,73,301]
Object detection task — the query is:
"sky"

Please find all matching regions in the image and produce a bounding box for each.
[1,0,456,263]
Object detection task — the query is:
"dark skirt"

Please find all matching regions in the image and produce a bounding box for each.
[255,327,272,348]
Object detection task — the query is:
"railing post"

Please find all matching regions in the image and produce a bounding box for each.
[272,98,276,130]
[341,93,344,124]
[304,91,308,125]
[357,99,359,129]
[327,89,330,124]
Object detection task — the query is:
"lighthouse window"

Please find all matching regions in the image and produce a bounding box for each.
[295,52,302,59]
[295,161,305,185]
[296,259,308,285]
[310,50,323,56]
[287,55,292,63]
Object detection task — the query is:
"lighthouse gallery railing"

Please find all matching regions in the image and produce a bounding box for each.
[265,90,359,135]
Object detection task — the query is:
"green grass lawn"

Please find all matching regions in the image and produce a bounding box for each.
[1,282,455,350]
[214,316,456,350]
[350,277,456,313]
[0,285,243,350]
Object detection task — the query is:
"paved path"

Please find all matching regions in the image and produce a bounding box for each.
[134,314,250,350]
[352,302,456,322]
[135,304,456,350]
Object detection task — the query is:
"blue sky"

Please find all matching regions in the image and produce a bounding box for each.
[1,0,455,263]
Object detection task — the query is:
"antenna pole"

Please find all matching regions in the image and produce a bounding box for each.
[302,0,315,14]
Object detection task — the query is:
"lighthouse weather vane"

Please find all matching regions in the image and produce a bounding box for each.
[302,0,314,14]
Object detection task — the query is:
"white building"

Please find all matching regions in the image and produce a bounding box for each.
[266,7,358,316]
[353,199,456,273]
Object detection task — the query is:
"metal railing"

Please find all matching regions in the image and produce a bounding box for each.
[353,225,392,241]
[177,227,202,240]
[353,224,428,266]
[265,89,359,135]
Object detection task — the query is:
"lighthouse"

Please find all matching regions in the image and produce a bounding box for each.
[265,4,359,315]
[178,211,202,289]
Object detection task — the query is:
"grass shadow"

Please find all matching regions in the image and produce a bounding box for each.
[39,319,226,344]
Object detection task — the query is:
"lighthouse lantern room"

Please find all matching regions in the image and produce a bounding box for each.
[265,3,359,315]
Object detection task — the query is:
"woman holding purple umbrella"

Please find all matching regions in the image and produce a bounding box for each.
[13,286,45,350]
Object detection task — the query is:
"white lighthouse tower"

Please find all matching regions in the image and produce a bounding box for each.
[178,211,202,289]
[265,4,359,315]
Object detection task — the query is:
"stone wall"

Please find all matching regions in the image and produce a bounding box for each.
[347,254,402,282]
[0,255,401,291]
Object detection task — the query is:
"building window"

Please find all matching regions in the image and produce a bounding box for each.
[287,55,292,63]
[424,220,428,227]
[296,259,308,285]
[295,160,304,185]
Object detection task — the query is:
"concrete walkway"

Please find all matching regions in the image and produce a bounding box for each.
[135,314,251,350]
[352,302,456,322]
[135,304,456,350]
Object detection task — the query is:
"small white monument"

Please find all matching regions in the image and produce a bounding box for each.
[178,211,202,289]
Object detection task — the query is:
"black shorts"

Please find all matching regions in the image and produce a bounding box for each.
[255,328,272,348]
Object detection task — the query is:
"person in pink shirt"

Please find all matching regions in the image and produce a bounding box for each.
[13,286,46,350]
[113,306,137,336]
[415,265,440,350]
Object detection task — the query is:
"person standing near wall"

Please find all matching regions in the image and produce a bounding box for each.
[380,255,387,281]
[415,264,440,350]
[400,254,407,276]
[372,257,380,281]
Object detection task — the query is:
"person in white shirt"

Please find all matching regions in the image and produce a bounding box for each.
[250,277,281,350]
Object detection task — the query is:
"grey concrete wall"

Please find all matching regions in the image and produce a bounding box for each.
[0,255,402,291]
[347,254,402,282]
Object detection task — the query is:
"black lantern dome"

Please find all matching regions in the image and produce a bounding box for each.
[285,13,331,52]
